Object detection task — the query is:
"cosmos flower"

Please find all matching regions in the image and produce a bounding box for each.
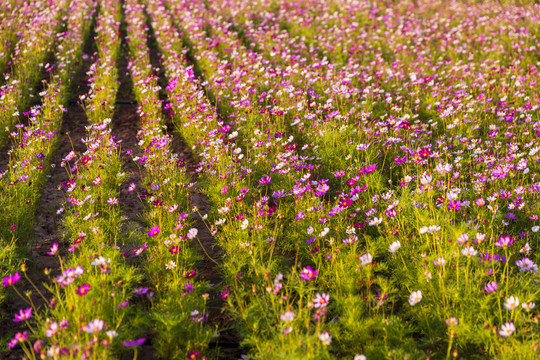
[123,338,146,347]
[148,226,161,237]
[484,281,498,293]
[313,293,330,308]
[8,331,28,349]
[300,266,318,281]
[84,319,104,334]
[498,322,515,337]
[280,311,295,322]
[495,235,514,248]
[318,331,332,345]
[504,296,519,310]
[359,253,373,266]
[13,308,32,322]
[3,273,20,287]
[408,290,422,306]
[388,240,401,253]
[433,258,445,266]
[461,246,478,257]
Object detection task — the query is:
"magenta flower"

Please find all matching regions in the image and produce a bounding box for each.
[259,175,271,185]
[3,272,20,287]
[188,350,199,359]
[13,308,32,322]
[148,226,160,237]
[447,200,462,211]
[123,338,146,347]
[300,266,318,281]
[116,300,129,308]
[169,246,181,255]
[8,331,28,349]
[76,284,91,296]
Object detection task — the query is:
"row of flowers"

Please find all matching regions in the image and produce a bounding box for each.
[2,1,145,358]
[0,0,38,76]
[0,0,68,148]
[0,0,93,321]
[123,0,215,357]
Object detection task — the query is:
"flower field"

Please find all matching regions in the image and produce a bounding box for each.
[1,0,539,359]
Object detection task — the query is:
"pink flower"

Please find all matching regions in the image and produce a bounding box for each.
[13,308,32,322]
[313,293,330,308]
[47,243,59,256]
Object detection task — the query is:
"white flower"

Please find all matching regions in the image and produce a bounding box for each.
[359,253,373,266]
[106,330,118,339]
[461,246,478,257]
[456,233,469,244]
[318,331,332,345]
[504,296,519,310]
[91,256,110,267]
[165,260,176,270]
[240,219,249,230]
[84,319,104,334]
[369,217,382,226]
[408,290,422,306]
[522,302,536,311]
[420,172,432,185]
[280,311,295,322]
[433,257,445,266]
[498,322,515,337]
[388,240,401,253]
[532,226,539,233]
[187,228,198,239]
[354,356,367,360]
[520,243,532,254]
[475,232,486,242]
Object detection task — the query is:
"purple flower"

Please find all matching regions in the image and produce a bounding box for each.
[123,338,146,347]
[259,175,271,185]
[134,287,149,295]
[300,266,318,281]
[13,308,32,322]
[182,283,194,294]
[3,272,20,287]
